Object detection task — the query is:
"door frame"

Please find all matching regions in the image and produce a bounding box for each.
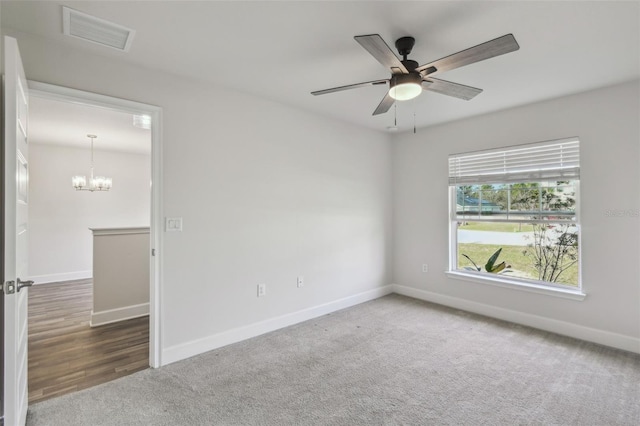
[27,81,163,368]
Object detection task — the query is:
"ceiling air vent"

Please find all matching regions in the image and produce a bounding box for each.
[62,6,135,52]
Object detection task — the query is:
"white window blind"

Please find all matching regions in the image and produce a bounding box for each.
[449,138,580,185]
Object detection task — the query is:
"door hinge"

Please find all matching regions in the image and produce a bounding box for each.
[151,248,156,256]
[3,280,16,294]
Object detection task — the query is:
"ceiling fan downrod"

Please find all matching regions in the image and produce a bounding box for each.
[395,36,420,72]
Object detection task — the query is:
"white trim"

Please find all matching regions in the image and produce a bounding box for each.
[162,285,394,366]
[150,107,163,368]
[90,303,149,327]
[28,270,92,285]
[28,80,163,368]
[27,81,158,115]
[445,271,586,301]
[391,284,640,354]
[90,226,150,236]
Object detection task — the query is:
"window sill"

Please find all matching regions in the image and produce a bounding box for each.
[445,271,586,301]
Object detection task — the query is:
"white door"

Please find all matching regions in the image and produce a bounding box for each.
[3,36,31,426]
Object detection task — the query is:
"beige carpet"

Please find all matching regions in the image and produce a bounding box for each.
[27,294,640,425]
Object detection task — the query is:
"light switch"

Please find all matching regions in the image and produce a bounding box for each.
[165,217,183,232]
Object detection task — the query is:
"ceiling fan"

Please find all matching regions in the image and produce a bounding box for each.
[311,33,519,115]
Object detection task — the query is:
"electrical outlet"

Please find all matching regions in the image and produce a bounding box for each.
[297,276,304,288]
[422,264,428,273]
[257,283,266,297]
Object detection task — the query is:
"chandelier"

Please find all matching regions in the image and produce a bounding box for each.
[72,134,112,192]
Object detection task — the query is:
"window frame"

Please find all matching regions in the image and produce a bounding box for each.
[447,139,584,299]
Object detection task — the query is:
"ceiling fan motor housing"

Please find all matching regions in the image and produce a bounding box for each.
[401,59,419,72]
[390,72,422,89]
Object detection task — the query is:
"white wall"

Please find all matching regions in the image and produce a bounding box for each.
[9,30,393,363]
[28,143,151,283]
[392,80,640,351]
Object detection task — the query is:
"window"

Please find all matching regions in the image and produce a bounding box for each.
[448,138,580,291]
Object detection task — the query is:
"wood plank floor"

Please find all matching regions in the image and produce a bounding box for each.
[28,279,149,403]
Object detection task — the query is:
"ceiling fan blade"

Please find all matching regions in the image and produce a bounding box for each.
[311,79,388,96]
[372,92,395,115]
[416,34,519,76]
[422,78,482,100]
[355,34,408,74]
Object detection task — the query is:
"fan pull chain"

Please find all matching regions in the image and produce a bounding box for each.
[413,111,416,134]
[394,103,397,127]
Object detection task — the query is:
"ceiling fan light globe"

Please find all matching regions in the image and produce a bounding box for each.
[389,82,422,101]
[389,72,423,101]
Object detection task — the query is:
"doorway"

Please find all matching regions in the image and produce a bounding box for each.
[25,81,162,401]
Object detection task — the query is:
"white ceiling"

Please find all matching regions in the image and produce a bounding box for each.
[29,96,151,154]
[3,1,639,133]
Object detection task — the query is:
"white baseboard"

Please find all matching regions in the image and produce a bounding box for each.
[162,285,394,366]
[392,284,640,354]
[90,303,149,327]
[29,270,92,285]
